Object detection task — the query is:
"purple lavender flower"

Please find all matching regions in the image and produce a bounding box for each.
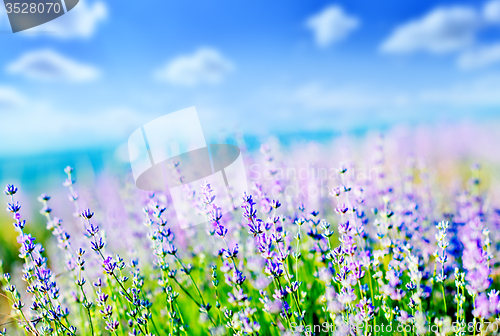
[102,256,117,275]
[4,184,76,335]
[4,184,18,196]
[265,259,284,278]
[7,201,21,213]
[90,237,105,252]
[81,209,94,220]
[201,182,227,238]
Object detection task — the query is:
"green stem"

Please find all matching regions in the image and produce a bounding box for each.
[174,256,209,307]
[473,293,477,336]
[441,283,447,313]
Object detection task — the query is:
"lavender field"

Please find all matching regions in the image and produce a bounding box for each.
[0,125,499,336]
[4,0,500,334]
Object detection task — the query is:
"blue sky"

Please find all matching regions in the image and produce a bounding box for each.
[1,0,500,157]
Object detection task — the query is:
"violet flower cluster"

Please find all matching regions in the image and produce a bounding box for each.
[1,137,500,336]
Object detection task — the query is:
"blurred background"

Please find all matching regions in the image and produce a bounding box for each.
[1,0,500,183]
[1,0,500,328]
[1,0,500,221]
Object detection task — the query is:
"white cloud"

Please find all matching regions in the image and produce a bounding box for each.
[293,83,408,111]
[295,84,379,110]
[290,74,500,114]
[305,5,359,47]
[0,86,27,109]
[6,49,100,82]
[418,74,500,105]
[457,43,500,69]
[28,0,107,39]
[0,105,149,156]
[381,6,480,54]
[381,1,500,70]
[154,47,234,86]
[484,0,500,23]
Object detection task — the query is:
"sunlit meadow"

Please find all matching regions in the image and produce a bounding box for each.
[1,127,500,336]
